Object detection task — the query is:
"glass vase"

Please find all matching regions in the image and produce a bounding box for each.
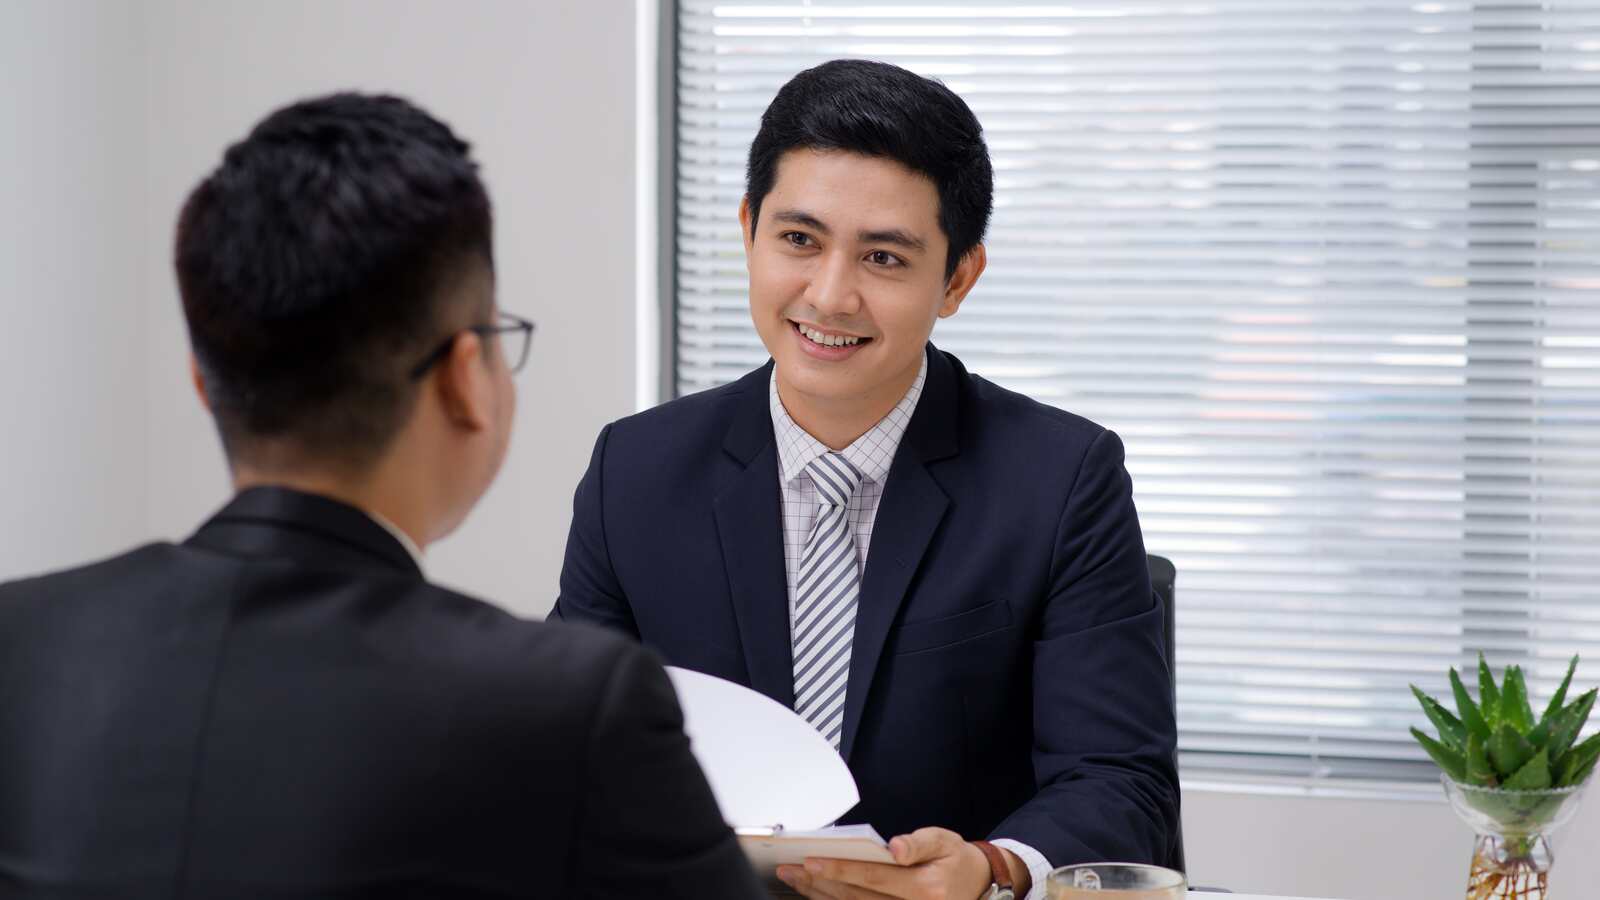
[1442,775,1589,900]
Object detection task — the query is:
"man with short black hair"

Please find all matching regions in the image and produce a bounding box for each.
[556,60,1180,900]
[0,93,762,899]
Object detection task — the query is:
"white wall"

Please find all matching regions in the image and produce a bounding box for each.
[0,1,148,580]
[3,0,637,609]
[9,5,1599,899]
[1183,782,1600,899]
[138,0,638,615]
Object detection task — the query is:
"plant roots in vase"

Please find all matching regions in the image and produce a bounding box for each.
[1466,832,1551,900]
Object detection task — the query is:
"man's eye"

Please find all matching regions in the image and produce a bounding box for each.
[782,232,812,248]
[867,251,901,267]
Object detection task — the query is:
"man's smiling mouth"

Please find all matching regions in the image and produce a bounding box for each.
[791,321,872,348]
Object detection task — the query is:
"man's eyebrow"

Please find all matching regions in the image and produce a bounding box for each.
[858,228,927,253]
[771,209,830,234]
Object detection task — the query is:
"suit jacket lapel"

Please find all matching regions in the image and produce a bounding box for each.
[712,362,796,708]
[840,346,960,760]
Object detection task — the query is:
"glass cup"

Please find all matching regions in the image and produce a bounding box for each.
[1045,863,1187,900]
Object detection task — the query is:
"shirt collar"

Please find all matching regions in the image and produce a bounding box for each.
[769,352,928,488]
[363,508,426,573]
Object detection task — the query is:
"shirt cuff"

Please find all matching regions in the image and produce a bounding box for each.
[989,838,1052,900]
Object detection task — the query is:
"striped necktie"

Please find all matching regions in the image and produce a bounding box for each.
[792,452,865,749]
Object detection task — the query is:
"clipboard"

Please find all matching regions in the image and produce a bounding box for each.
[735,823,896,870]
[736,824,896,895]
[666,667,899,882]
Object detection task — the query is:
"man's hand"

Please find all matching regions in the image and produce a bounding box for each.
[775,827,1028,900]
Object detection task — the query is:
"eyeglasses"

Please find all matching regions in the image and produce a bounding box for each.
[409,311,536,380]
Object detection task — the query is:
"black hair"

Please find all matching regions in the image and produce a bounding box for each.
[745,59,993,279]
[174,92,493,467]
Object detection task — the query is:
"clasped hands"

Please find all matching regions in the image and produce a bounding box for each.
[776,826,1028,900]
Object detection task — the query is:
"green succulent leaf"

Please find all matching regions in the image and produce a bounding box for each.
[1554,732,1600,788]
[1479,654,1502,729]
[1527,716,1552,753]
[1548,689,1597,761]
[1411,656,1591,790]
[1462,788,1569,832]
[1451,667,1491,743]
[1489,723,1535,780]
[1502,748,1553,791]
[1541,655,1580,727]
[1412,684,1465,750]
[1412,726,1467,781]
[1466,732,1497,787]
[1570,755,1599,788]
[1501,665,1534,733]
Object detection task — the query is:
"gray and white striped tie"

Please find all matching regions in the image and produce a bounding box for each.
[792,452,865,749]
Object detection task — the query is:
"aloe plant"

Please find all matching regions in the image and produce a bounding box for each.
[1410,654,1599,792]
[1416,657,1597,900]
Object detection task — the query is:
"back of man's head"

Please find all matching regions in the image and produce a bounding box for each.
[175,92,493,471]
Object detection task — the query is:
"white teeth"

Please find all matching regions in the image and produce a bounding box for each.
[798,324,862,347]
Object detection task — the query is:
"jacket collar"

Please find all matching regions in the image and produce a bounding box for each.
[186,486,423,578]
[722,344,959,467]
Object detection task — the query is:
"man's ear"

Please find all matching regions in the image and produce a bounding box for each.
[433,332,493,432]
[939,244,988,318]
[738,195,755,259]
[189,355,212,411]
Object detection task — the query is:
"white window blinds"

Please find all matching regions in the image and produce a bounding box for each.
[673,1,1600,783]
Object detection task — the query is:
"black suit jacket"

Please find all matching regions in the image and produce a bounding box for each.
[554,346,1180,869]
[0,487,762,899]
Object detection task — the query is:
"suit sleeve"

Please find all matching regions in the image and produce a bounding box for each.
[989,428,1181,867]
[572,642,764,899]
[551,424,639,636]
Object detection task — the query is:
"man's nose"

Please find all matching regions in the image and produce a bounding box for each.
[802,251,863,319]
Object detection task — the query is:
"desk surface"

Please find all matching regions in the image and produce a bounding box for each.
[1194,894,1333,900]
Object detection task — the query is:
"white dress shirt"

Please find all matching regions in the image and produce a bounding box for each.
[768,356,1052,899]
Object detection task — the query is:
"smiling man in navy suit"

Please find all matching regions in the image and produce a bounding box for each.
[554,60,1179,900]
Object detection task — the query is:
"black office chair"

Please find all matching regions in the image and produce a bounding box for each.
[1148,554,1228,893]
[1146,554,1184,875]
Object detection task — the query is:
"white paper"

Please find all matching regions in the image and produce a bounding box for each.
[665,666,861,831]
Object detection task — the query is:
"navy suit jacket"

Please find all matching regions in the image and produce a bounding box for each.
[553,346,1179,868]
[0,488,762,899]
